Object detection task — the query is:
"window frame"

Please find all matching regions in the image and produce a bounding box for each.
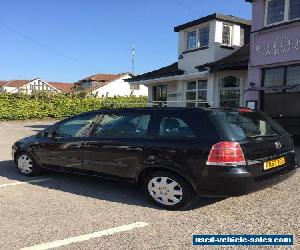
[222,24,233,46]
[185,80,208,107]
[153,111,200,139]
[89,111,154,139]
[186,30,197,50]
[54,113,99,138]
[153,85,168,103]
[198,25,210,48]
[265,0,300,26]
[185,24,210,52]
[219,76,242,108]
[262,63,300,94]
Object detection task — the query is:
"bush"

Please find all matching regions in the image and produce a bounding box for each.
[0,93,148,120]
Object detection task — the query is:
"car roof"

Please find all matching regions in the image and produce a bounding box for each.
[79,107,257,117]
[82,107,211,114]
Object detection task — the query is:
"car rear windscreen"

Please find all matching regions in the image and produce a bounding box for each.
[211,110,287,141]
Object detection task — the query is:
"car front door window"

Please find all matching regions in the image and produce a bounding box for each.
[56,114,98,138]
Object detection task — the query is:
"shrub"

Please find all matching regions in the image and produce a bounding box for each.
[0,93,148,120]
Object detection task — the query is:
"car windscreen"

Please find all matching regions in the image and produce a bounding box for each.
[211,110,287,141]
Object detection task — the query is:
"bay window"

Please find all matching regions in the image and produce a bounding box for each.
[266,0,300,25]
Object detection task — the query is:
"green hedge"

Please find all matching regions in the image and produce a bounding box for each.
[0,93,148,120]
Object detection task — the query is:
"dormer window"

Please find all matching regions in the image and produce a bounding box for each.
[186,25,210,51]
[187,31,197,50]
[222,24,233,46]
[199,26,210,47]
[266,0,300,26]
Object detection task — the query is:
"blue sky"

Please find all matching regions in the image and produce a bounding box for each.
[0,0,251,82]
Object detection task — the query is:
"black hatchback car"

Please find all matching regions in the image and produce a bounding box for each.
[12,107,298,209]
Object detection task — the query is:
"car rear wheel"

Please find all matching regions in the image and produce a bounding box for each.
[16,153,41,176]
[143,171,194,210]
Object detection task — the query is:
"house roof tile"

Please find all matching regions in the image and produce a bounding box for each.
[126,63,184,82]
[4,80,31,88]
[48,82,74,93]
[174,13,251,32]
[196,44,250,72]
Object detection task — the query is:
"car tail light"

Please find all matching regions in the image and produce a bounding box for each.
[238,108,253,113]
[207,141,246,166]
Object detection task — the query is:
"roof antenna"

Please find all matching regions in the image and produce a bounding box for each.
[132,44,135,75]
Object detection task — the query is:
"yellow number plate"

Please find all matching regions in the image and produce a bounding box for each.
[263,157,286,170]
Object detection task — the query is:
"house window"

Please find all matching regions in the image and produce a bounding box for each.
[130,84,140,90]
[187,31,197,50]
[266,0,300,25]
[222,24,233,46]
[264,68,285,93]
[286,65,300,92]
[186,80,207,107]
[185,25,210,51]
[263,65,300,93]
[289,0,300,20]
[220,76,241,108]
[153,85,167,102]
[266,0,285,24]
[199,26,210,47]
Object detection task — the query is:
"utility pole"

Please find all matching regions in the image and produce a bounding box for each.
[132,44,135,75]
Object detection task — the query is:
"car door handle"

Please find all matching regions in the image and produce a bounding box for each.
[126,147,143,152]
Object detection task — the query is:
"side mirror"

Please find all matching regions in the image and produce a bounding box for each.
[39,130,57,138]
[39,131,50,137]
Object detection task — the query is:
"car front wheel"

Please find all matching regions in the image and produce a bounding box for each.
[143,171,194,210]
[16,153,41,176]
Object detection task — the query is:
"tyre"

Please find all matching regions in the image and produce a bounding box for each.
[143,171,194,210]
[15,152,41,176]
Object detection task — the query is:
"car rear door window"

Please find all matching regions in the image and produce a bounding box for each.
[158,116,196,138]
[92,113,151,138]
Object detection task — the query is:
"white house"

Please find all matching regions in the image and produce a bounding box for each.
[127,13,251,108]
[0,78,73,94]
[74,73,148,97]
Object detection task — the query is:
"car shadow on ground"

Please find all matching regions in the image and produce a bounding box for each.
[0,160,225,211]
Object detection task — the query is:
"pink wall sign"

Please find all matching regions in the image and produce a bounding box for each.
[251,25,300,67]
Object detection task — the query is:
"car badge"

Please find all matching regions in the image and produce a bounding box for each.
[274,142,282,150]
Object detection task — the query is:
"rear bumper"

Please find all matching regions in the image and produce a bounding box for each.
[195,164,298,197]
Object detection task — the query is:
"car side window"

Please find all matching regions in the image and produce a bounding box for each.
[55,114,97,138]
[159,116,196,138]
[93,113,151,138]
